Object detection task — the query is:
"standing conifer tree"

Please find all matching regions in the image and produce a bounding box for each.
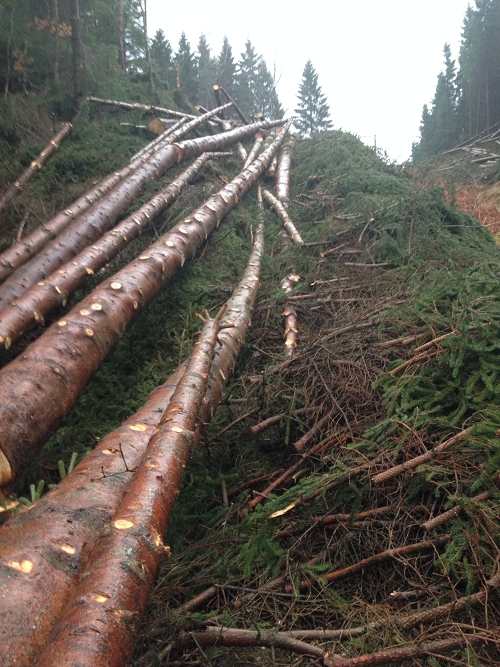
[197,34,216,109]
[217,36,236,91]
[176,32,198,101]
[294,60,332,136]
[150,28,173,88]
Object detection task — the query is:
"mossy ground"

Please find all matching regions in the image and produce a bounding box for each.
[1,97,500,665]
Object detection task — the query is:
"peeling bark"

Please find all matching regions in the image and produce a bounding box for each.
[0,121,290,486]
[0,124,72,220]
[0,153,215,348]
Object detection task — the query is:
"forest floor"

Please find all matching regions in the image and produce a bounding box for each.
[1,97,500,666]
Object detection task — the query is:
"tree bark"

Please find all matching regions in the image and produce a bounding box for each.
[243,131,265,168]
[262,189,304,244]
[0,121,290,486]
[0,117,188,285]
[53,0,60,83]
[0,153,217,348]
[0,216,265,665]
[139,0,154,97]
[0,106,264,312]
[0,124,72,221]
[87,95,197,120]
[276,136,295,204]
[70,0,84,98]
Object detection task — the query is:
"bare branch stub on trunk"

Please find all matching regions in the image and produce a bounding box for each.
[0,124,72,221]
[0,120,291,487]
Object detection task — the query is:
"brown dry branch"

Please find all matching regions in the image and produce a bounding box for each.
[0,121,290,487]
[422,490,492,532]
[175,627,329,662]
[0,104,239,307]
[374,333,427,349]
[262,188,304,244]
[251,407,306,436]
[292,535,451,592]
[0,152,215,348]
[387,348,444,377]
[412,332,454,354]
[371,428,472,485]
[312,506,393,525]
[37,314,222,667]
[0,124,72,220]
[0,115,189,285]
[294,410,334,453]
[326,633,494,667]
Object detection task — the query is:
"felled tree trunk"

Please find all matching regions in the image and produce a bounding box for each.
[276,136,295,205]
[243,131,265,168]
[0,122,290,486]
[0,117,189,284]
[87,95,197,120]
[0,106,269,312]
[0,223,266,667]
[0,124,72,220]
[219,85,250,125]
[262,189,304,244]
[0,153,219,349]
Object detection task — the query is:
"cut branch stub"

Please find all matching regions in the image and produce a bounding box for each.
[262,189,304,244]
[0,153,214,349]
[0,124,72,222]
[37,316,220,667]
[0,120,291,486]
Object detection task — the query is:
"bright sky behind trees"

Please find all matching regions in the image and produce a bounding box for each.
[147,0,472,162]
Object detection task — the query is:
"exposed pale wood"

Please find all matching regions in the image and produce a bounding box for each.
[262,188,304,244]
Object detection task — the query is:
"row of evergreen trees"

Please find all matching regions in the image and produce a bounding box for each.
[0,0,332,136]
[414,0,500,160]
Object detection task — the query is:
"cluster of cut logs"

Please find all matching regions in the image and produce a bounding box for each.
[0,92,308,667]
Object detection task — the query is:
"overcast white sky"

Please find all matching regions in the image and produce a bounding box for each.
[147,0,472,162]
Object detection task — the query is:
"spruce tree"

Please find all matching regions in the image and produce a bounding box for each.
[217,36,236,92]
[175,32,198,102]
[150,28,173,89]
[254,59,284,120]
[236,40,259,117]
[196,33,216,109]
[294,60,332,136]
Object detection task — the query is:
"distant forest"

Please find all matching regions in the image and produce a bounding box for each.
[0,0,283,120]
[414,0,500,160]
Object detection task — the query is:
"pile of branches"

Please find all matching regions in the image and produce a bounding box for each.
[134,134,500,666]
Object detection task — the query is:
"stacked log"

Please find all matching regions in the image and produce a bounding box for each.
[0,120,291,487]
[0,222,266,666]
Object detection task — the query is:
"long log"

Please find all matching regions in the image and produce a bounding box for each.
[0,121,290,486]
[0,221,266,664]
[276,136,295,204]
[0,152,217,349]
[0,364,185,667]
[243,131,265,168]
[87,95,197,120]
[0,115,188,285]
[37,313,222,667]
[0,107,275,314]
[0,124,72,220]
[262,188,304,244]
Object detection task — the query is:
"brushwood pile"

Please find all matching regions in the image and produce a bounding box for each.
[0,98,499,666]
